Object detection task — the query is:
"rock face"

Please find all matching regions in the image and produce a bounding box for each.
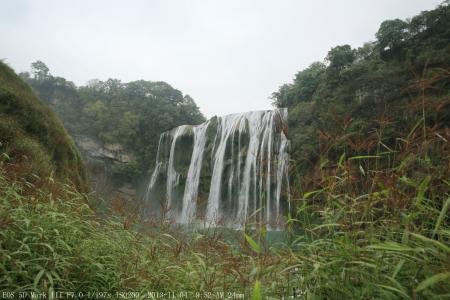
[73,134,136,202]
[75,135,134,163]
[145,109,290,229]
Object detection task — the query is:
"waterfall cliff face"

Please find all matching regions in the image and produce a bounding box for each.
[145,109,290,229]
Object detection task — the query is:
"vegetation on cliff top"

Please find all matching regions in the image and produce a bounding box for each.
[272,1,449,175]
[0,61,87,191]
[20,64,205,186]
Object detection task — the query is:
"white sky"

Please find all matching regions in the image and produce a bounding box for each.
[0,0,442,118]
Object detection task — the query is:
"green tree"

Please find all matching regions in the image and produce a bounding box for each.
[31,60,50,80]
[273,1,450,173]
[375,19,410,60]
[326,45,356,72]
[23,62,205,187]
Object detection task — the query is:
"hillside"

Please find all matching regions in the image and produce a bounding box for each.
[0,61,87,191]
[273,2,450,192]
[20,65,205,199]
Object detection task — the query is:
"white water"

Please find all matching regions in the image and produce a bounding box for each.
[180,122,209,223]
[206,114,243,223]
[145,109,290,228]
[166,125,186,217]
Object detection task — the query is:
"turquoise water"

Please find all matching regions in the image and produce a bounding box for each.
[136,221,293,251]
[173,224,292,249]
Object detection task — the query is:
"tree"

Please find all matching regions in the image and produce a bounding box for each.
[375,19,409,58]
[23,62,205,186]
[31,60,50,80]
[272,2,450,174]
[326,45,356,72]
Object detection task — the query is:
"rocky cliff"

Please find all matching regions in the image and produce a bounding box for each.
[74,134,137,203]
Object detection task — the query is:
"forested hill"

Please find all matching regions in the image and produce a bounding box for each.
[273,1,449,178]
[20,64,205,191]
[0,61,87,191]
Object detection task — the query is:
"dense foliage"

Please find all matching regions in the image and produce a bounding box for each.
[272,1,450,174]
[271,2,450,297]
[0,61,87,191]
[20,65,205,185]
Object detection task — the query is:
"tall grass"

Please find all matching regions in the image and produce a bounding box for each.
[281,69,450,299]
[2,117,448,299]
[0,163,267,297]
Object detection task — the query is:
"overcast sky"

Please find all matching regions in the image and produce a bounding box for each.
[0,0,442,118]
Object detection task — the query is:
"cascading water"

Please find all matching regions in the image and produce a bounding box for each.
[145,109,290,229]
[166,125,187,218]
[180,122,209,223]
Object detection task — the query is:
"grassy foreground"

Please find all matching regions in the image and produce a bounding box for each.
[1,117,449,300]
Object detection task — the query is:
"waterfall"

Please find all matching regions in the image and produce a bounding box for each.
[180,122,209,223]
[166,125,187,217]
[145,109,290,229]
[206,114,243,223]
